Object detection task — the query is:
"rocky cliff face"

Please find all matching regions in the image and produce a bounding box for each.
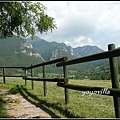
[0,35,45,67]
[27,36,104,61]
[15,40,44,61]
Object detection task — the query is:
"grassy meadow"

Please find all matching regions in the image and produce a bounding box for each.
[0,77,115,118]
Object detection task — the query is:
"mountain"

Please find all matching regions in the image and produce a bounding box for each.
[0,35,45,67]
[26,36,111,80]
[27,36,75,61]
[0,35,111,79]
[73,45,104,57]
[27,36,104,61]
[27,36,106,69]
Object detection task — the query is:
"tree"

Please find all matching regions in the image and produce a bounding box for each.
[0,1,57,39]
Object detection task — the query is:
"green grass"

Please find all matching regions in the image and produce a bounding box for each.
[37,72,59,77]
[0,77,115,118]
[0,95,11,118]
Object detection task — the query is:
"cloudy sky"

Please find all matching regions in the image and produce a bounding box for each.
[36,1,120,51]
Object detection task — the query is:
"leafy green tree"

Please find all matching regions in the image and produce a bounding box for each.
[0,1,57,39]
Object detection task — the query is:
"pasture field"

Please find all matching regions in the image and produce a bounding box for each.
[0,77,115,118]
[37,72,60,77]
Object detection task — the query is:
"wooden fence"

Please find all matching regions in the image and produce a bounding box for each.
[0,66,26,84]
[56,44,120,118]
[0,43,120,118]
[22,56,68,97]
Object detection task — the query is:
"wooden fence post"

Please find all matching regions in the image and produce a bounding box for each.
[63,65,69,104]
[25,69,27,86]
[31,65,34,90]
[108,44,120,118]
[43,65,47,96]
[3,67,5,84]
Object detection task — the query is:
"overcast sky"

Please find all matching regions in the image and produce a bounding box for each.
[36,1,120,51]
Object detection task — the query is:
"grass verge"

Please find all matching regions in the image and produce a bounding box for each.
[0,95,11,118]
[0,77,115,118]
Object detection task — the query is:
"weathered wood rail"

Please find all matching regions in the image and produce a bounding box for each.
[0,43,120,118]
[23,77,68,82]
[56,44,120,118]
[0,66,26,84]
[22,56,68,97]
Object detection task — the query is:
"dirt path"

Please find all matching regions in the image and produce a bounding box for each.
[0,89,52,118]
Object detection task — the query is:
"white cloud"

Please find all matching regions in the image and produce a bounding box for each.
[37,1,120,50]
[64,36,94,48]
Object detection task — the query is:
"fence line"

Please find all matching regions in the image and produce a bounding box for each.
[0,66,26,84]
[22,56,68,98]
[56,44,120,118]
[57,83,120,97]
[56,46,120,67]
[0,44,120,118]
[22,56,68,70]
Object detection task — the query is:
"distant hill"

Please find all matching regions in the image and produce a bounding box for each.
[73,45,104,57]
[26,36,111,80]
[0,35,113,79]
[0,35,45,67]
[27,36,104,61]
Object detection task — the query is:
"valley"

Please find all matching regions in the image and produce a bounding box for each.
[0,35,118,80]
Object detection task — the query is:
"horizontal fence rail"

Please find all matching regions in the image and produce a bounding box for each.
[22,56,69,100]
[0,67,26,68]
[57,83,120,97]
[0,75,25,77]
[56,47,120,67]
[0,66,26,84]
[23,56,68,70]
[23,77,68,82]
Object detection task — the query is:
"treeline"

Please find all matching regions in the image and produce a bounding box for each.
[68,69,111,80]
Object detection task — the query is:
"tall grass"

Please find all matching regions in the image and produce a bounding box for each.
[0,77,115,118]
